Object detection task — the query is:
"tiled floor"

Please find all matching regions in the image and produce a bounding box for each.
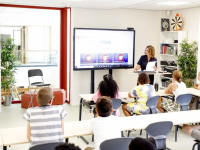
[0,103,197,150]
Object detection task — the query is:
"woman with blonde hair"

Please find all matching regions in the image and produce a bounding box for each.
[134,45,157,85]
[157,70,187,112]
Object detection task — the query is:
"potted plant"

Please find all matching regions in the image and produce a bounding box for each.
[177,39,198,87]
[1,38,18,106]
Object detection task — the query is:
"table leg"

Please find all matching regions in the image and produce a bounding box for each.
[196,96,199,110]
[3,146,7,150]
[80,136,89,144]
[65,138,68,143]
[79,98,83,121]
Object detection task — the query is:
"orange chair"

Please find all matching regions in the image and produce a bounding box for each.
[21,88,66,109]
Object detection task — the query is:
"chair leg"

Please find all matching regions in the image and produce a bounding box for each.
[175,126,178,142]
[140,129,142,135]
[146,132,148,138]
[198,143,200,150]
[192,143,198,150]
[121,131,124,137]
[92,135,94,142]
[127,130,131,137]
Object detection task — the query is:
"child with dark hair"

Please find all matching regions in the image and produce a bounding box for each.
[85,96,121,150]
[122,73,155,116]
[55,143,81,150]
[128,137,156,150]
[93,74,121,116]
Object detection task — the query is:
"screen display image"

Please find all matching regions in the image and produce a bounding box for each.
[80,53,96,64]
[97,53,113,63]
[73,28,135,70]
[114,53,128,63]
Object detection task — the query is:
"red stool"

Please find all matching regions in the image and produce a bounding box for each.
[21,88,66,109]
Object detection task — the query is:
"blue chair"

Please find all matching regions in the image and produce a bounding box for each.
[175,94,192,142]
[146,121,173,150]
[111,98,121,116]
[146,96,160,114]
[100,137,133,150]
[127,96,160,137]
[110,98,123,137]
[29,142,64,150]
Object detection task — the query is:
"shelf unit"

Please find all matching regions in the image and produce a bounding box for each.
[159,31,187,89]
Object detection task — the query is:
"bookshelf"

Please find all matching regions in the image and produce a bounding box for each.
[159,31,187,89]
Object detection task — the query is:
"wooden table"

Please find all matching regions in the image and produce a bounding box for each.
[0,126,74,150]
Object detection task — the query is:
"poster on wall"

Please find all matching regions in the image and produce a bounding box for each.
[161,18,170,31]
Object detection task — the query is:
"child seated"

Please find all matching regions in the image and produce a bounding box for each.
[157,70,187,113]
[85,96,121,150]
[194,72,200,90]
[93,74,121,116]
[23,87,67,147]
[182,125,200,141]
[128,137,156,150]
[122,73,155,116]
[55,143,81,150]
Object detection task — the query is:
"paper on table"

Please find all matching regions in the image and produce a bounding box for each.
[146,61,156,71]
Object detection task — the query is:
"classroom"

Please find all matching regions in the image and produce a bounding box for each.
[1,0,200,150]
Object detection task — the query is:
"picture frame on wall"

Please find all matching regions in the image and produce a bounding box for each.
[161,18,170,31]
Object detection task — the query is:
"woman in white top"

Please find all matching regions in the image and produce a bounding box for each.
[157,70,187,112]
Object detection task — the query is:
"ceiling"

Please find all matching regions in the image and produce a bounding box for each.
[0,7,60,25]
[0,0,200,10]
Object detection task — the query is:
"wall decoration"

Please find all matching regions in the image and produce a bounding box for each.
[171,13,182,31]
[161,18,170,31]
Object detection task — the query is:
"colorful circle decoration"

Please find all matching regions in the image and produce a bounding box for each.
[102,54,109,62]
[85,54,92,62]
[171,14,182,31]
[117,54,124,61]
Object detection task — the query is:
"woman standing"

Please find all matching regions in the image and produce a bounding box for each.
[134,45,157,85]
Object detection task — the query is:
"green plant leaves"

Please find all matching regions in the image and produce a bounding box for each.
[1,38,18,91]
[177,39,198,87]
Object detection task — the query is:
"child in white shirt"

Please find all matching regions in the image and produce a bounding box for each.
[85,96,121,150]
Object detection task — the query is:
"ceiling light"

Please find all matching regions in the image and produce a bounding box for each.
[157,1,190,5]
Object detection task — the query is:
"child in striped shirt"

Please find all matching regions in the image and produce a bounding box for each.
[23,87,67,147]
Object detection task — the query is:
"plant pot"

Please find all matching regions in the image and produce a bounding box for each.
[3,95,12,106]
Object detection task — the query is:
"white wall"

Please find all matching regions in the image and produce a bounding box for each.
[70,8,159,106]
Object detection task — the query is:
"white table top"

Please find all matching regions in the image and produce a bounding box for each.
[0,127,29,146]
[79,90,173,101]
[65,117,136,137]
[130,110,200,130]
[128,71,172,75]
[0,132,3,147]
[66,110,200,137]
[187,88,200,97]
[0,126,74,146]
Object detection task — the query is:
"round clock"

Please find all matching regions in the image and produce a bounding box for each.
[171,14,182,31]
[162,20,169,29]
